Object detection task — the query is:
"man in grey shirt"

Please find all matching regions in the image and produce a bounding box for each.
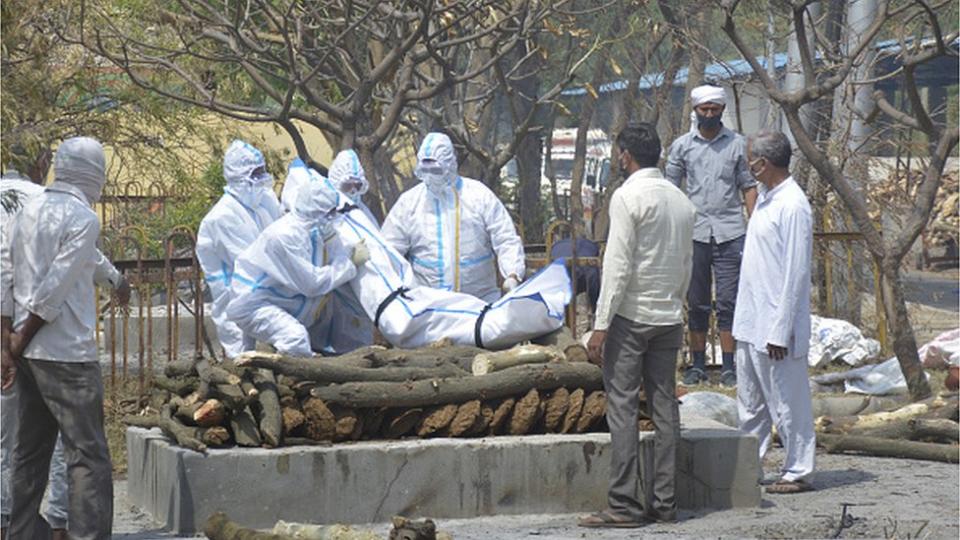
[665,85,757,388]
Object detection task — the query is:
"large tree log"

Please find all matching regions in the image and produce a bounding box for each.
[204,511,292,540]
[910,418,960,443]
[819,433,959,463]
[230,406,263,447]
[328,346,481,372]
[197,357,242,386]
[531,327,589,363]
[815,397,957,434]
[124,414,214,452]
[253,369,282,447]
[235,352,468,383]
[172,398,226,428]
[471,345,564,375]
[152,375,198,396]
[309,363,603,408]
[164,358,197,378]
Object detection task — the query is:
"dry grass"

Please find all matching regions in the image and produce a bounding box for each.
[103,376,150,476]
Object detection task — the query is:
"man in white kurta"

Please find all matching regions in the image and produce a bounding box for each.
[732,130,816,493]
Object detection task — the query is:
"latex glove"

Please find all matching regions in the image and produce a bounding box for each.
[351,240,370,267]
[502,275,520,292]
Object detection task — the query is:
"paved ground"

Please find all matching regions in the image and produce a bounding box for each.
[113,446,959,539]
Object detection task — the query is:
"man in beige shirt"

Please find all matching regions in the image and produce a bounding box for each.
[581,123,695,528]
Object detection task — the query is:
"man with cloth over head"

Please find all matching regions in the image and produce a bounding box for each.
[226,181,369,357]
[1,137,116,539]
[666,84,758,388]
[196,140,281,359]
[382,132,525,304]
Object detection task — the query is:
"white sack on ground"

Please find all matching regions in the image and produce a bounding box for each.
[332,196,570,349]
[808,315,881,368]
[678,392,739,428]
[810,357,930,396]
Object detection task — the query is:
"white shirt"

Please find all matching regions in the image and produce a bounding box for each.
[732,176,812,358]
[594,168,696,330]
[2,176,120,318]
[5,182,104,362]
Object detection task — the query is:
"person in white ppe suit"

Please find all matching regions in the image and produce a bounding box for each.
[196,140,281,359]
[327,149,379,226]
[382,132,525,303]
[226,181,370,357]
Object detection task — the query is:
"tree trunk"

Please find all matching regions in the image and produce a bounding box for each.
[235,352,469,383]
[204,512,292,540]
[569,54,607,236]
[680,7,707,134]
[880,261,933,400]
[471,345,564,375]
[309,362,603,408]
[819,434,958,463]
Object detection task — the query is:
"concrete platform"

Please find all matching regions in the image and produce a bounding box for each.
[126,415,760,533]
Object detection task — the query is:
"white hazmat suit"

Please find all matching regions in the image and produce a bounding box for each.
[382,133,525,303]
[196,140,280,359]
[226,181,361,356]
[327,149,379,226]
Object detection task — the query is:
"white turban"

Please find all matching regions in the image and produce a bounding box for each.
[691,85,726,107]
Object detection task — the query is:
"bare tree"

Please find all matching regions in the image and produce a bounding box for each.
[61,0,560,218]
[720,0,959,401]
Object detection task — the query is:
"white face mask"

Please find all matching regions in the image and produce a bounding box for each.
[229,182,264,208]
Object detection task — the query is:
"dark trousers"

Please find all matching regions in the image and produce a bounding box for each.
[602,316,682,520]
[687,236,744,333]
[9,359,113,540]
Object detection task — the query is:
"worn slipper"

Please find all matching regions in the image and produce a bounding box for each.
[766,479,814,494]
[578,509,643,528]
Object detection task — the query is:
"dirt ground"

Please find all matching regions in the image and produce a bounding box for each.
[112,445,959,539]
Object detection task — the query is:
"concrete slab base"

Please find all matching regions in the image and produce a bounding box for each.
[126,415,760,533]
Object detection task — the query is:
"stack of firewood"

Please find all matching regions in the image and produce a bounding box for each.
[867,171,958,250]
[815,394,959,463]
[125,331,611,452]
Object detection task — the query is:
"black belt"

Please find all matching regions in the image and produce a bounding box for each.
[374,286,411,329]
[474,304,493,348]
[338,203,359,214]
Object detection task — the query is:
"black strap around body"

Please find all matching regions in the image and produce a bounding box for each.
[374,286,411,329]
[474,304,493,348]
[338,203,359,214]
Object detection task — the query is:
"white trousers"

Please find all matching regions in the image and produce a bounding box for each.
[736,341,816,482]
[1,383,68,529]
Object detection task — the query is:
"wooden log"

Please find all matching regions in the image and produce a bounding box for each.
[152,375,199,397]
[283,437,332,447]
[389,516,438,540]
[310,363,603,408]
[909,418,959,443]
[235,352,468,383]
[252,369,283,447]
[531,327,589,363]
[230,406,263,447]
[196,357,242,386]
[124,414,207,452]
[383,408,422,439]
[204,511,291,540]
[815,397,958,434]
[471,345,564,375]
[211,383,255,412]
[164,358,197,378]
[819,433,959,463]
[329,345,479,372]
